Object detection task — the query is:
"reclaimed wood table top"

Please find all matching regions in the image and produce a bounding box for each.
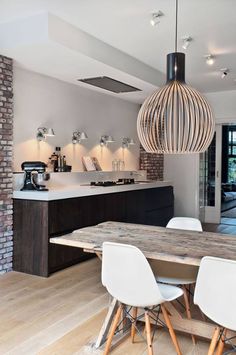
[50,221,236,266]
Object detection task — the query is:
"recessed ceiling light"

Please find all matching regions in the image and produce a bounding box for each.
[150,11,164,27]
[205,54,215,65]
[220,68,229,78]
[182,36,192,50]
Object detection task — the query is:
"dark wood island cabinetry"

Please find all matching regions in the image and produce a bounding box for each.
[13,186,174,277]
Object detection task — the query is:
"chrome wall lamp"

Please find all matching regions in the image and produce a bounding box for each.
[72,131,88,144]
[100,135,115,147]
[122,137,135,148]
[36,127,55,141]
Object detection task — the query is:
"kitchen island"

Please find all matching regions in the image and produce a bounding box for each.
[13,177,174,277]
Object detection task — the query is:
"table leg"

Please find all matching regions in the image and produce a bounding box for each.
[95,297,119,348]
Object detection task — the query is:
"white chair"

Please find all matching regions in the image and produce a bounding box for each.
[102,242,183,355]
[154,217,202,284]
[194,256,236,355]
[166,217,203,231]
[149,217,203,343]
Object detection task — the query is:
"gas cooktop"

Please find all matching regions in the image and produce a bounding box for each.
[90,179,135,187]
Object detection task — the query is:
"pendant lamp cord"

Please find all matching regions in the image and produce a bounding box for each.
[175,0,178,52]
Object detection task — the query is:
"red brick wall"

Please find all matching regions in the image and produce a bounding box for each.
[139,145,164,180]
[0,55,13,274]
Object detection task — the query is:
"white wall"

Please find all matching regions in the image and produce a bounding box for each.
[206,90,236,123]
[13,67,140,172]
[164,154,199,217]
[164,89,236,218]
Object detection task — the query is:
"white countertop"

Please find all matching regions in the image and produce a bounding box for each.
[13,181,172,201]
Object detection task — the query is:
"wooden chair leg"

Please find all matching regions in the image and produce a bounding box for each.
[208,326,221,355]
[131,307,138,343]
[104,304,123,355]
[182,286,196,345]
[145,311,153,355]
[216,329,227,355]
[161,304,182,355]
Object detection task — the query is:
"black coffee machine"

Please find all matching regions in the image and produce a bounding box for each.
[21,161,48,191]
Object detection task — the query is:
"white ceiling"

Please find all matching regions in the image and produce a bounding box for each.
[0,0,236,102]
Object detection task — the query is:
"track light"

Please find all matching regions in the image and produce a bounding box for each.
[220,68,229,79]
[182,36,192,50]
[150,11,164,26]
[205,54,215,66]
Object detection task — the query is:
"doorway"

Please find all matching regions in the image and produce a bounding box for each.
[221,125,236,225]
[199,125,222,224]
[200,123,236,228]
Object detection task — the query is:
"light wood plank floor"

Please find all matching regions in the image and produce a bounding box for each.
[0,258,210,355]
[0,258,108,355]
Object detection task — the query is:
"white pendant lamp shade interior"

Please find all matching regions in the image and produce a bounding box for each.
[137,1,215,154]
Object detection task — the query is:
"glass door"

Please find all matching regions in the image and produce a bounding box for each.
[199,125,222,223]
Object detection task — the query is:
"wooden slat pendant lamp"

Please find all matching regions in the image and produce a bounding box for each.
[137,0,215,154]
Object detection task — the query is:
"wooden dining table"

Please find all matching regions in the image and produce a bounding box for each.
[50,221,236,350]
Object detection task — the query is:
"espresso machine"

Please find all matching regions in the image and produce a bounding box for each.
[21,161,49,191]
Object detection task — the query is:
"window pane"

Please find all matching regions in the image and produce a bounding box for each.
[228,158,236,182]
[233,132,236,143]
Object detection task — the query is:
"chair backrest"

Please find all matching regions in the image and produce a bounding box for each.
[166,217,203,232]
[102,242,164,307]
[194,256,236,331]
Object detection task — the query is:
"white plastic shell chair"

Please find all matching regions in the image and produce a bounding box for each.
[194,256,236,355]
[166,217,203,232]
[150,217,202,285]
[149,217,203,344]
[154,217,203,284]
[102,242,183,355]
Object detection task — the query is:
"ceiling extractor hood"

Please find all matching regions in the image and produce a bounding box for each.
[78,76,141,93]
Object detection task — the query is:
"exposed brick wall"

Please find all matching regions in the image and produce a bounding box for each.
[139,145,164,180]
[0,55,13,274]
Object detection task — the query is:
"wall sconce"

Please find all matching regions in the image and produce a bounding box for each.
[72,131,88,144]
[36,127,55,141]
[122,137,135,148]
[100,135,115,147]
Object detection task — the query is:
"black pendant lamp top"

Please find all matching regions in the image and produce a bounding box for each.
[167,52,185,82]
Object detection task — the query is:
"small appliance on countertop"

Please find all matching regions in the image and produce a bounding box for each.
[21,161,49,191]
